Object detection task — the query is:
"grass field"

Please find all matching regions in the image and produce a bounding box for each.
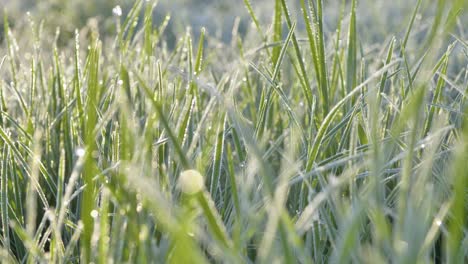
[0,0,467,262]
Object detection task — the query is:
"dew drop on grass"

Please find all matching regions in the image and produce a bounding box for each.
[75,148,85,157]
[136,203,143,212]
[112,5,122,17]
[90,210,98,218]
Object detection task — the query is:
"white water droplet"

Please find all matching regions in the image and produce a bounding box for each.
[112,5,122,17]
[75,148,85,157]
[136,203,143,212]
[90,210,98,218]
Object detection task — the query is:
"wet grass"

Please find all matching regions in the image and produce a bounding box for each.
[0,0,467,262]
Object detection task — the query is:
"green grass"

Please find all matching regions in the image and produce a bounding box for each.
[0,0,467,262]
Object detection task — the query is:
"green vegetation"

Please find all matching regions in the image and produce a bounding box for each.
[0,0,467,262]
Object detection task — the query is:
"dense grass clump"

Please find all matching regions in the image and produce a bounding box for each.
[0,0,467,262]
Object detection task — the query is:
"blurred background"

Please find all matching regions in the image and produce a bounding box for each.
[1,0,466,71]
[4,0,462,44]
